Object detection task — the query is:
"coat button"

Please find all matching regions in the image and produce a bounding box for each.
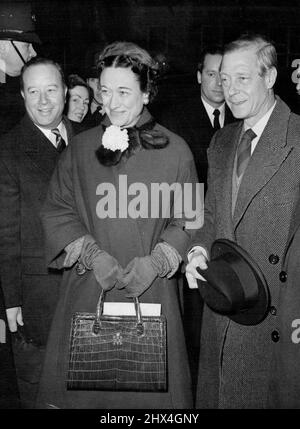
[279,271,287,282]
[271,330,280,342]
[76,262,86,276]
[269,306,277,316]
[269,254,279,264]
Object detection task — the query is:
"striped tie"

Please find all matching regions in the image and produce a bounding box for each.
[51,128,66,153]
[236,128,256,178]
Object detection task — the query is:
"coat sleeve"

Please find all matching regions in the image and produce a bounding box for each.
[0,149,22,308]
[40,144,89,269]
[189,133,218,256]
[160,144,203,259]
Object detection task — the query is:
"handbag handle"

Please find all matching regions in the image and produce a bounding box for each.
[93,289,144,336]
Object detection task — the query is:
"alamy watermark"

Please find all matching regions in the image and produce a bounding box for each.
[291,59,300,84]
[95,174,204,230]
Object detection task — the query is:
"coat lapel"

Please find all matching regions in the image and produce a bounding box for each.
[21,115,73,180]
[233,98,293,230]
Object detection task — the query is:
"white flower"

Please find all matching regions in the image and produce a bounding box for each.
[102,125,129,152]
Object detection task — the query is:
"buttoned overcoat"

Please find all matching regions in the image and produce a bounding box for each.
[194,97,300,408]
[37,109,196,409]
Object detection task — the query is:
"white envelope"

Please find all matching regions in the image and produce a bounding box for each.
[103,302,161,316]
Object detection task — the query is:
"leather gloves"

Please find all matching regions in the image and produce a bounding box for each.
[117,243,181,298]
[117,255,158,298]
[80,234,122,291]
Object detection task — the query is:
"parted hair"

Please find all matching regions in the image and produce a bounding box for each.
[224,33,277,76]
[97,41,158,103]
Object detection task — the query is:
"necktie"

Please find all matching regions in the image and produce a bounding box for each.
[51,128,67,153]
[236,128,257,178]
[213,109,221,130]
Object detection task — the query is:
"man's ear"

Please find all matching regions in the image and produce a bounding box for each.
[21,90,25,100]
[265,66,277,89]
[197,70,202,85]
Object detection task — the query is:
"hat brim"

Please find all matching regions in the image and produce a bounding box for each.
[201,239,270,325]
[0,31,41,44]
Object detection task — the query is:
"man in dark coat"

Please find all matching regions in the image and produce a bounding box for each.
[159,45,235,188]
[0,2,41,408]
[0,57,74,408]
[186,34,300,408]
[0,2,40,135]
[158,46,235,393]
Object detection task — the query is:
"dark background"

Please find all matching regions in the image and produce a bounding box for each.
[30,0,300,113]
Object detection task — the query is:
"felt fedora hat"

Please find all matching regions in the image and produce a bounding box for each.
[0,2,41,44]
[196,239,270,325]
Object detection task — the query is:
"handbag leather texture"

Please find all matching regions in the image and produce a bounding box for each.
[66,290,167,392]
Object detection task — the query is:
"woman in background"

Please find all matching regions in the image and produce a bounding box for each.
[65,74,92,133]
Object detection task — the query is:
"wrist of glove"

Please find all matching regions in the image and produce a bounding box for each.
[117,242,181,298]
[80,234,122,291]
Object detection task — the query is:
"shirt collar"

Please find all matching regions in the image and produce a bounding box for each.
[244,101,277,140]
[35,120,68,147]
[201,97,225,127]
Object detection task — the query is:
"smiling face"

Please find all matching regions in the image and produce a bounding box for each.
[220,47,276,127]
[67,85,90,122]
[21,63,67,129]
[100,66,149,128]
[197,53,224,108]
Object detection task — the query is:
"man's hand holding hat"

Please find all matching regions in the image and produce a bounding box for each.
[185,246,208,288]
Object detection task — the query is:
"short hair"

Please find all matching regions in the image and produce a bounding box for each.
[97,41,158,103]
[197,45,224,73]
[20,57,66,91]
[224,33,277,76]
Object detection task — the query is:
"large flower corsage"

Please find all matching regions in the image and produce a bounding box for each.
[102,125,129,152]
[95,110,169,166]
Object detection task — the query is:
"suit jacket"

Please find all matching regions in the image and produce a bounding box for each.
[193,97,300,408]
[0,114,74,345]
[158,96,235,187]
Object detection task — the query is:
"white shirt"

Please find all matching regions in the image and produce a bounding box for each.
[201,97,226,128]
[244,100,277,154]
[35,121,68,148]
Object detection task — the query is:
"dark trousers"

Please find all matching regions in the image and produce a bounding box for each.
[0,282,20,409]
[183,278,203,401]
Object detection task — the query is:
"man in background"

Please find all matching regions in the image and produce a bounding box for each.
[0,2,40,135]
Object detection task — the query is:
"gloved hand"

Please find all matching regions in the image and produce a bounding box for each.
[80,234,123,291]
[117,255,158,298]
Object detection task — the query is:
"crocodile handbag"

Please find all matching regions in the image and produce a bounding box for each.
[66,289,167,391]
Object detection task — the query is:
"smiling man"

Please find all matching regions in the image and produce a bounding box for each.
[186,34,300,408]
[0,57,74,407]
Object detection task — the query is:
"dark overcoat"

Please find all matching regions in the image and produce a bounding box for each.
[194,97,300,408]
[0,283,19,408]
[0,114,74,346]
[37,110,196,409]
[159,96,235,186]
[268,196,300,408]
